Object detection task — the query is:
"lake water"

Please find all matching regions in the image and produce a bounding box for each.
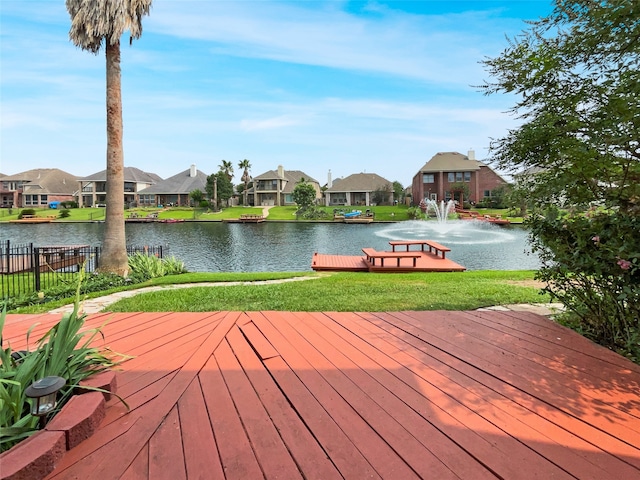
[1,220,540,272]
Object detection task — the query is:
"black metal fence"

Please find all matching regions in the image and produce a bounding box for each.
[0,240,165,300]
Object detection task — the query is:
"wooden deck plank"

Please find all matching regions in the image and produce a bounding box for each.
[229,325,343,480]
[177,378,226,480]
[358,311,640,475]
[0,309,629,480]
[250,311,420,479]
[215,334,303,478]
[380,310,640,447]
[148,406,187,480]
[463,310,640,415]
[244,311,382,479]
[119,443,149,480]
[325,311,634,480]
[198,353,264,480]
[304,315,576,478]
[47,311,241,480]
[281,311,490,480]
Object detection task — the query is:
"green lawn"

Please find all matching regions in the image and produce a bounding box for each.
[104,270,548,313]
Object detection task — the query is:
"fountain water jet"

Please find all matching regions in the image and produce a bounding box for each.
[423,199,456,223]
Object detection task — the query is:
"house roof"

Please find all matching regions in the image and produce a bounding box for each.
[327,172,392,192]
[137,168,208,195]
[80,167,162,184]
[3,310,638,479]
[253,169,318,184]
[1,168,79,195]
[417,152,484,173]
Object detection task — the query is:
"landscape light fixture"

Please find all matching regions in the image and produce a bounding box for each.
[25,376,66,425]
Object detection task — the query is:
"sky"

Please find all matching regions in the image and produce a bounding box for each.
[0,0,554,187]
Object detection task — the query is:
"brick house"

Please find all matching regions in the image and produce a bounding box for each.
[411,151,508,205]
[248,165,321,206]
[0,168,78,208]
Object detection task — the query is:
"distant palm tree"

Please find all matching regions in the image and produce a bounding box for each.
[239,159,252,206]
[66,0,152,276]
[220,160,234,181]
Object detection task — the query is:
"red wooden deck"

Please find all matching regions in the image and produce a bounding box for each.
[3,310,639,479]
[312,251,466,272]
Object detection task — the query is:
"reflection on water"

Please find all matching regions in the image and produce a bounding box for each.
[2,221,540,272]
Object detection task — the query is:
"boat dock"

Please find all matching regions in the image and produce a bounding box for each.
[312,239,465,272]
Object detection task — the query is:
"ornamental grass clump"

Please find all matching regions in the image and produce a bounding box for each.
[128,252,187,281]
[0,274,127,452]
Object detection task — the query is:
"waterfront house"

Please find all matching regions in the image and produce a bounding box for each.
[248,165,321,206]
[411,151,508,205]
[1,168,78,208]
[325,172,394,207]
[136,165,208,207]
[78,167,162,208]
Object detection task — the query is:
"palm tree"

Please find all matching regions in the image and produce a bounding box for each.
[238,159,252,206]
[66,0,152,276]
[219,160,234,181]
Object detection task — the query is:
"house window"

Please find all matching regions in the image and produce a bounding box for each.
[447,173,455,182]
[257,180,278,190]
[24,195,34,205]
[464,172,471,182]
[423,174,435,183]
[40,195,48,205]
[139,194,155,205]
[484,190,491,198]
[456,172,463,182]
[444,191,452,201]
[284,194,294,204]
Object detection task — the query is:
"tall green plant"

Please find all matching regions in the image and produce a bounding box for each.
[0,273,127,451]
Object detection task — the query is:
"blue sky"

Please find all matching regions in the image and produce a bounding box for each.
[1,0,553,187]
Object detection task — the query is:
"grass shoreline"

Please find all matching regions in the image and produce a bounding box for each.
[11,270,549,314]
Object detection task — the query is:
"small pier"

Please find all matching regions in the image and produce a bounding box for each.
[223,214,265,223]
[311,239,465,272]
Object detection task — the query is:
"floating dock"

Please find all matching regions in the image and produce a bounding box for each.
[312,239,465,273]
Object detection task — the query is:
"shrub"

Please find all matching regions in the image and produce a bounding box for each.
[60,201,78,209]
[128,252,166,281]
[163,256,187,276]
[406,206,424,220]
[528,207,639,362]
[18,209,35,219]
[58,209,71,218]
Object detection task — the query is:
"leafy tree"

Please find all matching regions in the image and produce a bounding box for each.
[371,184,392,205]
[392,181,404,203]
[292,180,317,211]
[189,189,204,206]
[482,0,639,359]
[238,159,252,206]
[66,0,152,276]
[216,171,234,206]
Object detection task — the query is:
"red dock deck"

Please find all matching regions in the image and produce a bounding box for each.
[312,239,466,272]
[2,309,639,479]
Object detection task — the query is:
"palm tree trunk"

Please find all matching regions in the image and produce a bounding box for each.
[99,40,128,276]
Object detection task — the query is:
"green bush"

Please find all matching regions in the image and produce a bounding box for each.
[128,253,166,281]
[58,209,71,218]
[17,209,36,219]
[60,201,78,209]
[529,207,639,361]
[163,256,187,276]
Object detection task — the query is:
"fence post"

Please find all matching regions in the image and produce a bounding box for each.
[33,247,41,292]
